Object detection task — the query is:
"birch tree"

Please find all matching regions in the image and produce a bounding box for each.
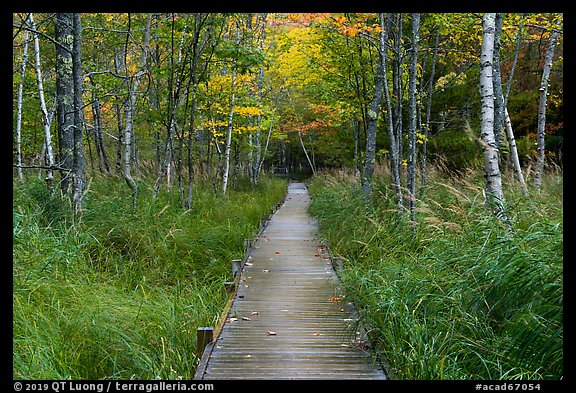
[492,13,504,153]
[30,13,56,188]
[222,23,240,195]
[533,27,560,190]
[419,29,439,198]
[479,13,506,220]
[407,13,419,227]
[15,16,30,182]
[503,106,528,195]
[379,14,402,213]
[71,13,85,213]
[252,13,267,184]
[392,14,404,183]
[361,13,387,196]
[498,14,528,196]
[120,13,152,206]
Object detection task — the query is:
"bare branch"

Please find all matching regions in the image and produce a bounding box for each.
[13,23,73,54]
[13,163,72,172]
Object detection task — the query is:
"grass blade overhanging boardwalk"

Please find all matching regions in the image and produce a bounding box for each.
[194,182,387,380]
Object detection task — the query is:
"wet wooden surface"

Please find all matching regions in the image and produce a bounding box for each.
[196,182,387,380]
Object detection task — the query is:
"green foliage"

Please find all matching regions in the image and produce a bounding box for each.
[307,167,562,379]
[428,128,483,172]
[13,175,287,379]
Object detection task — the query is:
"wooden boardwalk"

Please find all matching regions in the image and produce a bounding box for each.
[194,182,387,380]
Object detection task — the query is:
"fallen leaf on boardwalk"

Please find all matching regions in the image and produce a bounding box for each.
[251,311,259,315]
[266,331,277,335]
[245,354,251,358]
[242,317,252,321]
[274,251,280,254]
[314,253,321,257]
[340,344,350,347]
[229,317,238,322]
[242,277,247,282]
[330,296,344,303]
[216,345,224,349]
[312,332,322,336]
[245,262,253,267]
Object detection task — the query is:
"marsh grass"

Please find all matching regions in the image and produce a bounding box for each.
[308,165,562,380]
[13,175,287,379]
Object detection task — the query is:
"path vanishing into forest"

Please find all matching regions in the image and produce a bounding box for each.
[194,182,387,380]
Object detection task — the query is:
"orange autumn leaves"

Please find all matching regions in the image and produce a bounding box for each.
[283,13,382,37]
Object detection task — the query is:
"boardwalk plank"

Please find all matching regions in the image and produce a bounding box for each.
[196,182,387,380]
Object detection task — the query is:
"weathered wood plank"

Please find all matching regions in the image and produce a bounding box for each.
[195,182,387,380]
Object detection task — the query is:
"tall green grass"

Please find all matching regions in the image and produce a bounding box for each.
[13,174,287,379]
[308,165,562,380]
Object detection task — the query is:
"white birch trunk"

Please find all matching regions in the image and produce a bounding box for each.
[362,13,387,195]
[479,13,506,218]
[222,26,240,195]
[123,13,152,205]
[534,29,559,190]
[15,21,30,182]
[299,131,316,176]
[222,64,237,195]
[378,14,403,213]
[407,13,419,226]
[30,14,55,186]
[503,106,528,196]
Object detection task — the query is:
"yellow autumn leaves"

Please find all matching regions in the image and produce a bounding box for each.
[204,106,263,137]
[195,71,267,138]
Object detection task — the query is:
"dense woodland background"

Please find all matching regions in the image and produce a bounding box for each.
[13,13,562,380]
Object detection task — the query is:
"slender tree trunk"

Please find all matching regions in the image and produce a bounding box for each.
[222,64,237,195]
[121,13,152,206]
[534,29,559,190]
[54,13,75,195]
[114,102,123,175]
[71,13,86,213]
[153,13,189,199]
[380,14,402,213]
[187,85,198,209]
[479,13,506,219]
[407,13,420,228]
[503,14,524,110]
[420,30,439,198]
[493,13,504,153]
[222,26,240,195]
[393,14,404,183]
[15,17,30,182]
[91,92,111,174]
[362,13,387,195]
[299,131,316,176]
[503,106,528,196]
[253,13,267,184]
[258,121,274,177]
